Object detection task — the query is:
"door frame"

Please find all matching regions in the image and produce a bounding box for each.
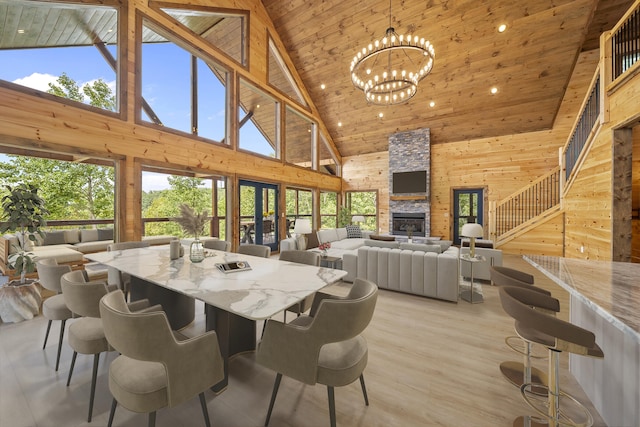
[451,187,487,245]
[239,179,279,251]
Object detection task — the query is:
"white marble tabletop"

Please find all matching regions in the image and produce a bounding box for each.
[524,255,640,343]
[86,245,347,320]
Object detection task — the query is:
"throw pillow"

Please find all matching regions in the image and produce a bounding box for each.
[43,230,67,246]
[80,229,99,243]
[296,234,307,251]
[305,231,319,249]
[97,228,114,241]
[345,225,362,238]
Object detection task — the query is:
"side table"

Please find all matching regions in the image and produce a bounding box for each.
[320,255,342,269]
[459,254,485,303]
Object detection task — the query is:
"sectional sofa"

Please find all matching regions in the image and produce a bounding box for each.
[0,228,177,278]
[343,245,460,302]
[280,228,460,302]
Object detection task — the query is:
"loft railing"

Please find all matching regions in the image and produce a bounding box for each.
[563,74,600,182]
[611,3,640,80]
[493,167,561,240]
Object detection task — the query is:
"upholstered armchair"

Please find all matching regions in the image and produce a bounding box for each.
[107,241,151,299]
[60,270,157,422]
[99,290,224,427]
[237,244,271,258]
[203,239,231,252]
[257,278,378,427]
[279,250,321,320]
[36,258,73,371]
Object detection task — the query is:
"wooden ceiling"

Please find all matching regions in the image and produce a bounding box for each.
[262,0,634,157]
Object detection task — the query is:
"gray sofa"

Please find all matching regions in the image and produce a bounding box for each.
[343,245,460,302]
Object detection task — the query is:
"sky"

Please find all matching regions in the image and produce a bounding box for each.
[0,32,269,191]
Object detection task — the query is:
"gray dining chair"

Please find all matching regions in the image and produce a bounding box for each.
[279,250,321,321]
[37,258,73,371]
[107,241,150,299]
[61,270,157,422]
[203,239,231,252]
[257,278,378,427]
[100,290,224,427]
[237,243,271,258]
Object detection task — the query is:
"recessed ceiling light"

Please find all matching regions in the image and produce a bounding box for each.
[490,87,498,94]
[498,24,507,33]
[320,83,326,90]
[17,29,25,34]
[338,122,342,127]
[378,112,384,118]
[429,101,436,108]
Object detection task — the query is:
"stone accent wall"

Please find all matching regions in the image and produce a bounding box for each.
[389,128,431,235]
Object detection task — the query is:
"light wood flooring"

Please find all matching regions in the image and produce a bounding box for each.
[0,255,607,427]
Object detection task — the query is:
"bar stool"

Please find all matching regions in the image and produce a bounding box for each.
[490,266,557,392]
[499,286,604,427]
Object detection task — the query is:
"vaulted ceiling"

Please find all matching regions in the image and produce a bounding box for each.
[262,0,634,157]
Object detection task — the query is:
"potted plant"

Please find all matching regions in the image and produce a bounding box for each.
[0,183,49,284]
[174,203,208,263]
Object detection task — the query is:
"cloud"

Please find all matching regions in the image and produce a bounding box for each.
[13,72,58,92]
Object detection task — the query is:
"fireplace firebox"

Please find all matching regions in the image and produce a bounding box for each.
[391,212,426,236]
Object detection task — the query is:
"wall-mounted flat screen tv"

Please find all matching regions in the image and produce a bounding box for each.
[392,170,427,194]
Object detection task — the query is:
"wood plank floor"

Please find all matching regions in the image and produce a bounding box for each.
[0,255,607,427]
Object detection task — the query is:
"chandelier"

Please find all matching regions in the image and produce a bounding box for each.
[350,1,435,105]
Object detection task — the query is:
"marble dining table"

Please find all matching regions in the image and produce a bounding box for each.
[86,244,347,391]
[523,255,640,427]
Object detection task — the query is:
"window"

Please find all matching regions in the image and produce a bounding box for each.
[140,19,229,143]
[238,79,279,157]
[0,153,115,228]
[142,170,227,239]
[345,191,378,231]
[285,106,315,169]
[319,133,339,176]
[286,187,313,229]
[320,191,338,228]
[0,1,119,113]
[268,37,307,107]
[159,7,248,67]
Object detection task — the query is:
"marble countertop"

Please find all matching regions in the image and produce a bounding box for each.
[524,255,640,343]
[86,245,347,320]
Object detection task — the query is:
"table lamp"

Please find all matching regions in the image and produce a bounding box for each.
[293,218,312,248]
[461,223,484,258]
[352,215,365,225]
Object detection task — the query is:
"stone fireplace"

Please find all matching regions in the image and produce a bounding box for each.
[388,128,431,236]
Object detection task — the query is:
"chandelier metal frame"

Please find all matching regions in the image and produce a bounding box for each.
[350,1,435,105]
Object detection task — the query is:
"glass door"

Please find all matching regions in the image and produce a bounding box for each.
[453,188,484,245]
[239,180,278,251]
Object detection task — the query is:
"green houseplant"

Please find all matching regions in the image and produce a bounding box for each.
[0,183,49,284]
[174,203,208,263]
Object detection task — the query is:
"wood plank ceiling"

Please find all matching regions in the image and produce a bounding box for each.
[262,0,634,157]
